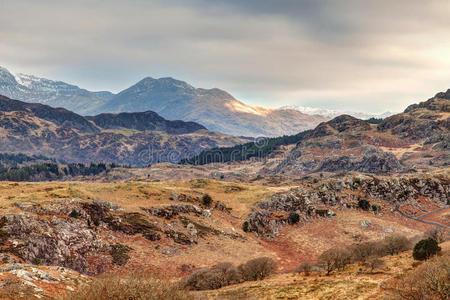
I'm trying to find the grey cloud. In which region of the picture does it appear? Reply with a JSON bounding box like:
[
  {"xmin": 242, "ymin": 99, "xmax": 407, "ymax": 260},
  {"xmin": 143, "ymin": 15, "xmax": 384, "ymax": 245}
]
[{"xmin": 0, "ymin": 0, "xmax": 449, "ymax": 113}]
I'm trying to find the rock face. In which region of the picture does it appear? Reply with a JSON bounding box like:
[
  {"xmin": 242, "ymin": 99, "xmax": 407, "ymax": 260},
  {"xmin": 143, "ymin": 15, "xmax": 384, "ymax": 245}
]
[
  {"xmin": 0, "ymin": 95, "xmax": 244, "ymax": 165},
  {"xmin": 245, "ymin": 174, "xmax": 449, "ymax": 237},
  {"xmin": 274, "ymin": 95, "xmax": 450, "ymax": 175},
  {"xmin": 0, "ymin": 198, "xmax": 242, "ymax": 274}
]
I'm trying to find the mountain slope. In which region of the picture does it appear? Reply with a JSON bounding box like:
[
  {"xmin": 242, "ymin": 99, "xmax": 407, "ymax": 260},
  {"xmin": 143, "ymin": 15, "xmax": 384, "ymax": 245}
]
[
  {"xmin": 0, "ymin": 95, "xmax": 244, "ymax": 165},
  {"xmin": 274, "ymin": 90, "xmax": 449, "ymax": 175},
  {"xmin": 0, "ymin": 66, "xmax": 113, "ymax": 115},
  {"xmin": 96, "ymin": 77, "xmax": 328, "ymax": 137}
]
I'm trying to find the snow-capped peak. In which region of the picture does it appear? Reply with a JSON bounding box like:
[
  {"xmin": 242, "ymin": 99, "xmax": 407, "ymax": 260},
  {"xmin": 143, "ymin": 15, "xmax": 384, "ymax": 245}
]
[{"xmin": 281, "ymin": 105, "xmax": 395, "ymax": 120}]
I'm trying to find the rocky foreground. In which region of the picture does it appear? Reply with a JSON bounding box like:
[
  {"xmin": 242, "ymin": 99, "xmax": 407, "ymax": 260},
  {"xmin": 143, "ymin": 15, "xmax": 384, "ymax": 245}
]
[{"xmin": 0, "ymin": 171, "xmax": 447, "ymax": 298}]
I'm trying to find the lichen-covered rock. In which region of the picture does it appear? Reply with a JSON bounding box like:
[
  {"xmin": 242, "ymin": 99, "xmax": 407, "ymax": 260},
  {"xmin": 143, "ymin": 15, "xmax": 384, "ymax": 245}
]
[{"xmin": 0, "ymin": 213, "xmax": 110, "ymax": 275}]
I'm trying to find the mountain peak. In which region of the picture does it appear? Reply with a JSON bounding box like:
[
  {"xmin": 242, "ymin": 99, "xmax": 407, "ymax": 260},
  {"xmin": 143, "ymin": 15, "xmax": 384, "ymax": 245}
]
[{"xmin": 135, "ymin": 76, "xmax": 195, "ymax": 91}]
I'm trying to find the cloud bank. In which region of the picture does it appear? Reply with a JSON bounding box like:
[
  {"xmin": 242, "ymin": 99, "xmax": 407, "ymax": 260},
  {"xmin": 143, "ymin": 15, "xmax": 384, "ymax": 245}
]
[{"xmin": 1, "ymin": 0, "xmax": 449, "ymax": 112}]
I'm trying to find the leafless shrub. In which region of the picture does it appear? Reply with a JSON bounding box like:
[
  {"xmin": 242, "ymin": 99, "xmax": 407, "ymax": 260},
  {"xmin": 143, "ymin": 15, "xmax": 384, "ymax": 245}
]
[
  {"xmin": 238, "ymin": 257, "xmax": 276, "ymax": 281},
  {"xmin": 363, "ymin": 256, "xmax": 385, "ymax": 273},
  {"xmin": 382, "ymin": 235, "xmax": 411, "ymax": 256},
  {"xmin": 183, "ymin": 262, "xmax": 242, "ymax": 291},
  {"xmin": 295, "ymin": 261, "xmax": 312, "ymax": 276},
  {"xmin": 349, "ymin": 241, "xmax": 383, "ymax": 263},
  {"xmin": 318, "ymin": 247, "xmax": 352, "ymax": 275}
]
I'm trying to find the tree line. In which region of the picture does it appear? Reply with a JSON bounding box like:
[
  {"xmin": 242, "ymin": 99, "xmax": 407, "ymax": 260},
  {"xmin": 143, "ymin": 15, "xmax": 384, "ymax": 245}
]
[
  {"xmin": 181, "ymin": 130, "xmax": 312, "ymax": 165},
  {"xmin": 0, "ymin": 153, "xmax": 120, "ymax": 181}
]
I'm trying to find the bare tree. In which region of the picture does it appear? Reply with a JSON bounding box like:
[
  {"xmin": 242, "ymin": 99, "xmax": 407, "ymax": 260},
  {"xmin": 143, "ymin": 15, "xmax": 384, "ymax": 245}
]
[
  {"xmin": 424, "ymin": 226, "xmax": 446, "ymax": 244},
  {"xmin": 318, "ymin": 247, "xmax": 352, "ymax": 275},
  {"xmin": 382, "ymin": 235, "xmax": 410, "ymax": 256},
  {"xmin": 364, "ymin": 256, "xmax": 384, "ymax": 273}
]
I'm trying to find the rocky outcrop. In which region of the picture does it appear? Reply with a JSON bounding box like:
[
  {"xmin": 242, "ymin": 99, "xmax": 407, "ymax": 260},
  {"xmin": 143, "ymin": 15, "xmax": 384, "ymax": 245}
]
[
  {"xmin": 317, "ymin": 147, "xmax": 403, "ymax": 173},
  {"xmin": 0, "ymin": 213, "xmax": 110, "ymax": 275},
  {"xmin": 0, "ymin": 198, "xmax": 242, "ymax": 274},
  {"xmin": 245, "ymin": 174, "xmax": 449, "ymax": 237}
]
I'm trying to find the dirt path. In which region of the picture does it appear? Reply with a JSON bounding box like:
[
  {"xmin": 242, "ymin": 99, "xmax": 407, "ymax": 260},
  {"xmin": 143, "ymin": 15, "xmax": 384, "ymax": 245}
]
[{"xmin": 395, "ymin": 206, "xmax": 450, "ymax": 229}]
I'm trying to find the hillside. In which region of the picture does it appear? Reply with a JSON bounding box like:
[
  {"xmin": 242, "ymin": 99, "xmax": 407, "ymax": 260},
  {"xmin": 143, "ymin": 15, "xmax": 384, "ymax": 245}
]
[{"xmin": 0, "ymin": 95, "xmax": 245, "ymax": 165}]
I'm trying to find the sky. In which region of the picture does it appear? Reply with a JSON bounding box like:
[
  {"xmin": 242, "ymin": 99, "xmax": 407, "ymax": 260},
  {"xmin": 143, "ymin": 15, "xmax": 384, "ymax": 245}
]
[{"xmin": 1, "ymin": 0, "xmax": 450, "ymax": 113}]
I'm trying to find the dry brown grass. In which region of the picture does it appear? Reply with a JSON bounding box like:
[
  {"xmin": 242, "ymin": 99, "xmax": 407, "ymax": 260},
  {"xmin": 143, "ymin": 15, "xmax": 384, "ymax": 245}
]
[
  {"xmin": 60, "ymin": 270, "xmax": 193, "ymax": 300},
  {"xmin": 201, "ymin": 242, "xmax": 450, "ymax": 299}
]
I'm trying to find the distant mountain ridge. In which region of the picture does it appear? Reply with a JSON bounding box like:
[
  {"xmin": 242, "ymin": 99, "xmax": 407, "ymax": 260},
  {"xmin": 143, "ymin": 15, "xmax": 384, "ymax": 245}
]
[
  {"xmin": 0, "ymin": 67, "xmax": 113, "ymax": 115},
  {"xmin": 0, "ymin": 66, "xmax": 328, "ymax": 137},
  {"xmin": 282, "ymin": 105, "xmax": 394, "ymax": 120},
  {"xmin": 94, "ymin": 76, "xmax": 328, "ymax": 137},
  {"xmin": 0, "ymin": 95, "xmax": 244, "ymax": 165}
]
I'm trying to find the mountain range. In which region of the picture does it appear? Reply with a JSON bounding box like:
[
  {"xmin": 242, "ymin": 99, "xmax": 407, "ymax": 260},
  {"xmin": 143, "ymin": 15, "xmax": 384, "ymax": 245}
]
[
  {"xmin": 0, "ymin": 66, "xmax": 327, "ymax": 137},
  {"xmin": 0, "ymin": 95, "xmax": 245, "ymax": 165}
]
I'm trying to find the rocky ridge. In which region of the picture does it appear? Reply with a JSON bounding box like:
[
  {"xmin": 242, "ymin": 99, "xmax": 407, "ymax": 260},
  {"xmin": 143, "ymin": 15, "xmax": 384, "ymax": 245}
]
[
  {"xmin": 0, "ymin": 95, "xmax": 244, "ymax": 165},
  {"xmin": 245, "ymin": 174, "xmax": 449, "ymax": 237}
]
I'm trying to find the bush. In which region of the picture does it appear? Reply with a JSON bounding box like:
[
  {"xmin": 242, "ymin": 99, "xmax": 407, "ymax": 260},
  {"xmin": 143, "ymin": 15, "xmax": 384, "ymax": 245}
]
[
  {"xmin": 238, "ymin": 257, "xmax": 276, "ymax": 281},
  {"xmin": 69, "ymin": 209, "xmax": 80, "ymax": 218},
  {"xmin": 413, "ymin": 238, "xmax": 441, "ymax": 261},
  {"xmin": 363, "ymin": 256, "xmax": 384, "ymax": 273},
  {"xmin": 288, "ymin": 212, "xmax": 300, "ymax": 224},
  {"xmin": 358, "ymin": 199, "xmax": 371, "ymax": 211},
  {"xmin": 184, "ymin": 263, "xmax": 242, "ymax": 290},
  {"xmin": 295, "ymin": 261, "xmax": 312, "ymax": 276},
  {"xmin": 242, "ymin": 221, "xmax": 249, "ymax": 232},
  {"xmin": 349, "ymin": 241, "xmax": 383, "ymax": 263},
  {"xmin": 201, "ymin": 194, "xmax": 213, "ymax": 207},
  {"xmin": 371, "ymin": 204, "xmax": 378, "ymax": 212}
]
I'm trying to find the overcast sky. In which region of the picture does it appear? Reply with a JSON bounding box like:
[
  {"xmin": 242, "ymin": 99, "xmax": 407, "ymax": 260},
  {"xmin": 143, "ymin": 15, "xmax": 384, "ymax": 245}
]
[{"xmin": 1, "ymin": 0, "xmax": 449, "ymax": 113}]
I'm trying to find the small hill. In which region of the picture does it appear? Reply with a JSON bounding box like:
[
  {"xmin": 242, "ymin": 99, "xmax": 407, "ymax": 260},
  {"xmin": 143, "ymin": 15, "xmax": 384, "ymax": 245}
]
[
  {"xmin": 87, "ymin": 111, "xmax": 205, "ymax": 134},
  {"xmin": 275, "ymin": 92, "xmax": 449, "ymax": 175}
]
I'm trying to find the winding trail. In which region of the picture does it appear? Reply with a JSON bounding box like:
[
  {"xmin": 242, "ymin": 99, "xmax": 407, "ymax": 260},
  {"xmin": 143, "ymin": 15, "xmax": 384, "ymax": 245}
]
[{"xmin": 395, "ymin": 205, "xmax": 450, "ymax": 229}]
